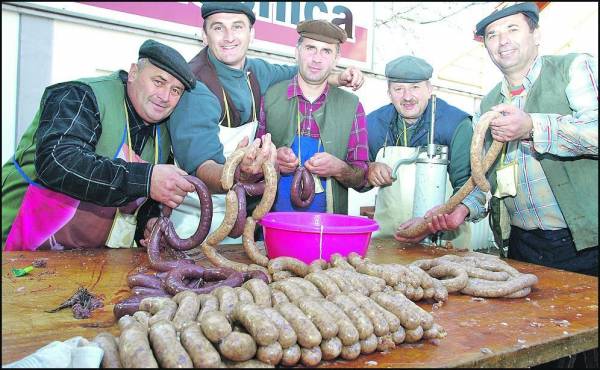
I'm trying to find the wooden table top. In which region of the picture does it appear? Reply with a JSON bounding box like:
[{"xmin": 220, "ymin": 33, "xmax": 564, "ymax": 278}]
[{"xmin": 2, "ymin": 238, "xmax": 598, "ymax": 367}]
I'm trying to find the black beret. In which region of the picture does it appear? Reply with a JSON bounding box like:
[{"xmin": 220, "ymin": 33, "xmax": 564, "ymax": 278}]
[
  {"xmin": 138, "ymin": 39, "xmax": 195, "ymax": 91},
  {"xmin": 297, "ymin": 19, "xmax": 347, "ymax": 44},
  {"xmin": 385, "ymin": 55, "xmax": 433, "ymax": 83},
  {"xmin": 475, "ymin": 2, "xmax": 539, "ymax": 36},
  {"xmin": 201, "ymin": 2, "xmax": 256, "ymax": 25}
]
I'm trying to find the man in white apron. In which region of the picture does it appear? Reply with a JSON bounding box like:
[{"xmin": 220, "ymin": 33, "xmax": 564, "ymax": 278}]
[
  {"xmin": 366, "ymin": 56, "xmax": 487, "ymax": 247},
  {"xmin": 150, "ymin": 2, "xmax": 366, "ymax": 245}
]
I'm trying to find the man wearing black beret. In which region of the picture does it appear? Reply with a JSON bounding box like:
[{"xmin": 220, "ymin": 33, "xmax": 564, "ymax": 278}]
[
  {"xmin": 3, "ymin": 39, "xmax": 196, "ymax": 250},
  {"xmin": 164, "ymin": 2, "xmax": 366, "ymax": 243}
]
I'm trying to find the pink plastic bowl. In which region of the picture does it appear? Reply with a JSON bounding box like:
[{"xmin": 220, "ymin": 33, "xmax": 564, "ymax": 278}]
[{"xmin": 259, "ymin": 212, "xmax": 379, "ymax": 264}]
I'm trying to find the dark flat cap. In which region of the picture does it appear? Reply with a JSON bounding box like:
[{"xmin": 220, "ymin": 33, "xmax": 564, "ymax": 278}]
[
  {"xmin": 201, "ymin": 2, "xmax": 256, "ymax": 25},
  {"xmin": 475, "ymin": 2, "xmax": 539, "ymax": 36},
  {"xmin": 385, "ymin": 55, "xmax": 433, "ymax": 83},
  {"xmin": 138, "ymin": 39, "xmax": 195, "ymax": 91},
  {"xmin": 297, "ymin": 20, "xmax": 347, "ymax": 44}
]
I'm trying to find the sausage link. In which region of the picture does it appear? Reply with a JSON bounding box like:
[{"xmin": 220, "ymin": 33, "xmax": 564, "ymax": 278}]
[
  {"xmin": 359, "ymin": 333, "xmax": 378, "ymax": 354},
  {"xmin": 242, "ymin": 217, "xmax": 269, "ymax": 267},
  {"xmin": 388, "ymin": 291, "xmax": 434, "ymax": 330},
  {"xmin": 228, "ymin": 183, "xmax": 247, "ymax": 238},
  {"xmin": 370, "ymin": 292, "xmax": 420, "ymax": 330},
  {"xmin": 297, "ymin": 299, "xmax": 339, "ymax": 339},
  {"xmin": 235, "ymin": 286, "xmax": 255, "ymax": 304},
  {"xmin": 118, "ymin": 316, "xmax": 158, "ymax": 368},
  {"xmin": 200, "ymin": 310, "xmax": 232, "ymax": 343},
  {"xmin": 271, "ymin": 280, "xmax": 306, "ymax": 303},
  {"xmin": 149, "ymin": 319, "xmax": 193, "ymax": 368},
  {"xmin": 275, "ymin": 302, "xmax": 322, "ymax": 348},
  {"xmin": 272, "ymin": 271, "xmax": 295, "ymax": 281},
  {"xmin": 196, "ymin": 294, "xmax": 219, "ymax": 322},
  {"xmin": 291, "ymin": 167, "xmax": 315, "ymax": 208},
  {"xmin": 271, "ymin": 289, "xmax": 290, "ymax": 306},
  {"xmin": 127, "ymin": 273, "xmax": 162, "ymax": 289},
  {"xmin": 339, "ymin": 342, "xmax": 361, "ymax": 360},
  {"xmin": 232, "ymin": 302, "xmax": 279, "ymax": 346},
  {"xmin": 92, "ymin": 332, "xmax": 122, "ymax": 368},
  {"xmin": 305, "ymin": 271, "xmax": 341, "ymax": 297},
  {"xmin": 346, "ymin": 291, "xmax": 390, "ymax": 336},
  {"xmin": 219, "ymin": 331, "xmax": 257, "ymax": 362},
  {"xmin": 423, "ymin": 323, "xmax": 447, "ymax": 339},
  {"xmin": 323, "ymin": 269, "xmax": 357, "ymax": 293},
  {"xmin": 329, "ymin": 253, "xmax": 356, "ymax": 271},
  {"xmin": 139, "ymin": 297, "xmax": 178, "ymax": 327},
  {"xmin": 171, "ymin": 290, "xmax": 200, "ymax": 332},
  {"xmin": 300, "ymin": 346, "xmax": 322, "ymax": 367},
  {"xmin": 404, "ymin": 325, "xmax": 424, "ymax": 343},
  {"xmin": 317, "ymin": 298, "xmax": 360, "ymax": 346},
  {"xmin": 280, "ymin": 344, "xmax": 301, "ymax": 367},
  {"xmin": 377, "ymin": 333, "xmax": 396, "ymax": 352},
  {"xmin": 180, "ymin": 322, "xmax": 223, "ymax": 368},
  {"xmin": 212, "ymin": 285, "xmax": 238, "ymax": 321},
  {"xmin": 320, "ymin": 337, "xmax": 343, "ymax": 361},
  {"xmin": 285, "ymin": 277, "xmax": 323, "ymax": 298},
  {"xmin": 262, "ymin": 307, "xmax": 297, "ymax": 349},
  {"xmin": 243, "ymin": 278, "xmax": 272, "ymax": 308},
  {"xmin": 133, "ymin": 311, "xmax": 151, "ymax": 330},
  {"xmin": 256, "ymin": 342, "xmax": 283, "ymax": 365},
  {"xmin": 328, "ymin": 294, "xmax": 374, "ymax": 340},
  {"xmin": 251, "ymin": 160, "xmax": 278, "ymax": 220},
  {"xmin": 221, "ymin": 148, "xmax": 246, "ymax": 191},
  {"xmin": 391, "ymin": 326, "xmax": 406, "ymax": 344},
  {"xmin": 268, "ymin": 256, "xmax": 309, "ymax": 277}
]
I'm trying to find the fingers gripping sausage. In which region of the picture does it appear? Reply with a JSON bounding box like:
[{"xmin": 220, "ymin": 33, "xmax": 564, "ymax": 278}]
[
  {"xmin": 161, "ymin": 175, "xmax": 213, "ymax": 250},
  {"xmin": 290, "ymin": 167, "xmax": 315, "ymax": 208},
  {"xmin": 228, "ymin": 183, "xmax": 247, "ymax": 239}
]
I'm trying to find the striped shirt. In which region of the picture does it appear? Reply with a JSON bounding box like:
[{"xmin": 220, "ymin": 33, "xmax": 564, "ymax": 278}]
[
  {"xmin": 476, "ymin": 53, "xmax": 598, "ymax": 231},
  {"xmin": 257, "ymin": 75, "xmax": 369, "ymax": 188},
  {"xmin": 34, "ymin": 71, "xmax": 156, "ymax": 206}
]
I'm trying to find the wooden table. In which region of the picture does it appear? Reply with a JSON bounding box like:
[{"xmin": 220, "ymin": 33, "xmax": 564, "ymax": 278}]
[{"xmin": 2, "ymin": 239, "xmax": 598, "ymax": 367}]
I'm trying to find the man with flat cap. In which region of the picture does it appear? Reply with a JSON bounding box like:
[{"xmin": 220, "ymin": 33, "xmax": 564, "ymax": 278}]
[
  {"xmin": 469, "ymin": 3, "xmax": 598, "ymax": 277},
  {"xmin": 2, "ymin": 39, "xmax": 196, "ymax": 251},
  {"xmin": 366, "ymin": 55, "xmax": 485, "ymax": 247},
  {"xmin": 164, "ymin": 2, "xmax": 365, "ymax": 243},
  {"xmin": 256, "ymin": 19, "xmax": 369, "ymax": 214}
]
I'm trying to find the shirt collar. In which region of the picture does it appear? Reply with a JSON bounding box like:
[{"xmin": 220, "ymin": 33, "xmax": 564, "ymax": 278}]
[
  {"xmin": 500, "ymin": 55, "xmax": 542, "ymax": 98},
  {"xmin": 286, "ymin": 75, "xmax": 330, "ymax": 102}
]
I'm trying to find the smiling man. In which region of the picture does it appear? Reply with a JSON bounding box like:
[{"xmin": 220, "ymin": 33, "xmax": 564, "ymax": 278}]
[
  {"xmin": 256, "ymin": 19, "xmax": 369, "ymax": 215},
  {"xmin": 365, "ymin": 55, "xmax": 484, "ymax": 242},
  {"xmin": 2, "ymin": 39, "xmax": 196, "ymax": 250},
  {"xmin": 163, "ymin": 2, "xmax": 366, "ymax": 244},
  {"xmin": 473, "ymin": 2, "xmax": 598, "ymax": 278}
]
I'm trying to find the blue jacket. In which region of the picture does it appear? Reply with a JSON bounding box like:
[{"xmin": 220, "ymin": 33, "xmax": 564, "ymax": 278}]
[{"xmin": 366, "ymin": 98, "xmax": 470, "ymax": 161}]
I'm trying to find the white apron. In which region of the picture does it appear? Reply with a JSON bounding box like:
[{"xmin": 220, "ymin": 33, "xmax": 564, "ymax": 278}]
[
  {"xmin": 169, "ymin": 121, "xmax": 258, "ymax": 245},
  {"xmin": 372, "ymin": 146, "xmax": 471, "ymax": 248}
]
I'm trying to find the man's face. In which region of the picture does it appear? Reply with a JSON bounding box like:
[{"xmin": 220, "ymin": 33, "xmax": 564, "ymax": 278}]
[
  {"xmin": 202, "ymin": 12, "xmax": 253, "ymax": 70},
  {"xmin": 127, "ymin": 61, "xmax": 184, "ymax": 125},
  {"xmin": 483, "ymin": 13, "xmax": 540, "ymax": 77},
  {"xmin": 388, "ymin": 81, "xmax": 432, "ymax": 123},
  {"xmin": 295, "ymin": 38, "xmax": 339, "ymax": 86}
]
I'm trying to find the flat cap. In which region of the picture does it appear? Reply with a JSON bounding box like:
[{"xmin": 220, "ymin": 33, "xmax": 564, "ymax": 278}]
[
  {"xmin": 475, "ymin": 2, "xmax": 539, "ymax": 36},
  {"xmin": 385, "ymin": 55, "xmax": 433, "ymax": 83},
  {"xmin": 297, "ymin": 19, "xmax": 347, "ymax": 44},
  {"xmin": 201, "ymin": 2, "xmax": 256, "ymax": 25},
  {"xmin": 138, "ymin": 39, "xmax": 195, "ymax": 91}
]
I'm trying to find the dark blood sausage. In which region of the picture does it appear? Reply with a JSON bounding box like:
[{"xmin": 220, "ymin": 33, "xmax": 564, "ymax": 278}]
[
  {"xmin": 243, "ymin": 269, "xmax": 271, "ymax": 284},
  {"xmin": 127, "ymin": 273, "xmax": 162, "ymax": 289},
  {"xmin": 131, "ymin": 286, "xmax": 171, "ymax": 298},
  {"xmin": 240, "ymin": 181, "xmax": 265, "ymax": 197},
  {"xmin": 229, "ymin": 183, "xmax": 247, "ymax": 239},
  {"xmin": 161, "ymin": 175, "xmax": 213, "ymax": 250},
  {"xmin": 291, "ymin": 167, "xmax": 315, "ymax": 208},
  {"xmin": 163, "ymin": 265, "xmax": 245, "ymax": 295},
  {"xmin": 113, "ymin": 295, "xmax": 146, "ymax": 320},
  {"xmin": 147, "ymin": 217, "xmax": 195, "ymax": 272}
]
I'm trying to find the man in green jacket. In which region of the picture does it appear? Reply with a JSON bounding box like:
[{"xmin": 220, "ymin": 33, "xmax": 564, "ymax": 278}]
[
  {"xmin": 257, "ymin": 19, "xmax": 369, "ymax": 215},
  {"xmin": 475, "ymin": 2, "xmax": 598, "ymax": 276},
  {"xmin": 2, "ymin": 39, "xmax": 196, "ymax": 250}
]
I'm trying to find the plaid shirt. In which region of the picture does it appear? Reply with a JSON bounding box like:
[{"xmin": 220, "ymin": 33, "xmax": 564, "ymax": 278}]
[
  {"xmin": 34, "ymin": 71, "xmax": 155, "ymax": 206},
  {"xmin": 257, "ymin": 75, "xmax": 369, "ymax": 188},
  {"xmin": 475, "ymin": 54, "xmax": 598, "ymax": 231}
]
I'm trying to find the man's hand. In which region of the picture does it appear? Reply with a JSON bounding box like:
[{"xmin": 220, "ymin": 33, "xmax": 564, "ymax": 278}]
[
  {"xmin": 367, "ymin": 162, "xmax": 393, "ymax": 187},
  {"xmin": 150, "ymin": 164, "xmax": 194, "ymax": 209},
  {"xmin": 328, "ymin": 66, "xmax": 364, "ymax": 91},
  {"xmin": 489, "ymin": 104, "xmax": 533, "ymax": 142},
  {"xmin": 394, "ymin": 204, "xmax": 470, "ymax": 244},
  {"xmin": 277, "ymin": 147, "xmax": 299, "ymax": 174},
  {"xmin": 304, "ymin": 152, "xmax": 345, "ymax": 178},
  {"xmin": 239, "ymin": 133, "xmax": 277, "ymax": 181}
]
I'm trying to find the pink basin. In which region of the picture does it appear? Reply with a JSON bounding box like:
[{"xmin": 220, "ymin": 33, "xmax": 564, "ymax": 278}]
[{"xmin": 259, "ymin": 212, "xmax": 379, "ymax": 264}]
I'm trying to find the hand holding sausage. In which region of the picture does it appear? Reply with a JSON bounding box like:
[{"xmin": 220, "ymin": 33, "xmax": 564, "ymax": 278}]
[
  {"xmin": 277, "ymin": 147, "xmax": 299, "ymax": 174},
  {"xmin": 489, "ymin": 104, "xmax": 533, "ymax": 142},
  {"xmin": 149, "ymin": 164, "xmax": 195, "ymax": 209},
  {"xmin": 304, "ymin": 152, "xmax": 344, "ymax": 178},
  {"xmin": 367, "ymin": 162, "xmax": 393, "ymax": 187},
  {"xmin": 240, "ymin": 134, "xmax": 276, "ymax": 180}
]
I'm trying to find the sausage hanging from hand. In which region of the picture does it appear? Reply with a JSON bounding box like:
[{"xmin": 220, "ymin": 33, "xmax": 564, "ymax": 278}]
[
  {"xmin": 291, "ymin": 167, "xmax": 315, "ymax": 208},
  {"xmin": 147, "ymin": 217, "xmax": 195, "ymax": 272},
  {"xmin": 228, "ymin": 183, "xmax": 247, "ymax": 239},
  {"xmin": 161, "ymin": 175, "xmax": 213, "ymax": 250}
]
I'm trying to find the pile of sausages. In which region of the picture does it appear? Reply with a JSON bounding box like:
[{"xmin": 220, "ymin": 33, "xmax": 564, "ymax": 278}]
[
  {"xmin": 94, "ymin": 271, "xmax": 447, "ymax": 368},
  {"xmin": 410, "ymin": 252, "xmax": 539, "ymax": 298}
]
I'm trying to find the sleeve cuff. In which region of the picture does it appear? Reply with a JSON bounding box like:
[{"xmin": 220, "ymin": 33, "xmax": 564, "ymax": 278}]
[
  {"xmin": 126, "ymin": 162, "xmax": 153, "ymax": 199},
  {"xmin": 461, "ymin": 192, "xmax": 487, "ymax": 223}
]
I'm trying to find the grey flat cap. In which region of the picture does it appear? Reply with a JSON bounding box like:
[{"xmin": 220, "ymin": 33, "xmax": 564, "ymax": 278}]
[
  {"xmin": 138, "ymin": 39, "xmax": 195, "ymax": 91},
  {"xmin": 201, "ymin": 2, "xmax": 256, "ymax": 25},
  {"xmin": 385, "ymin": 55, "xmax": 433, "ymax": 83},
  {"xmin": 475, "ymin": 2, "xmax": 539, "ymax": 36}
]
